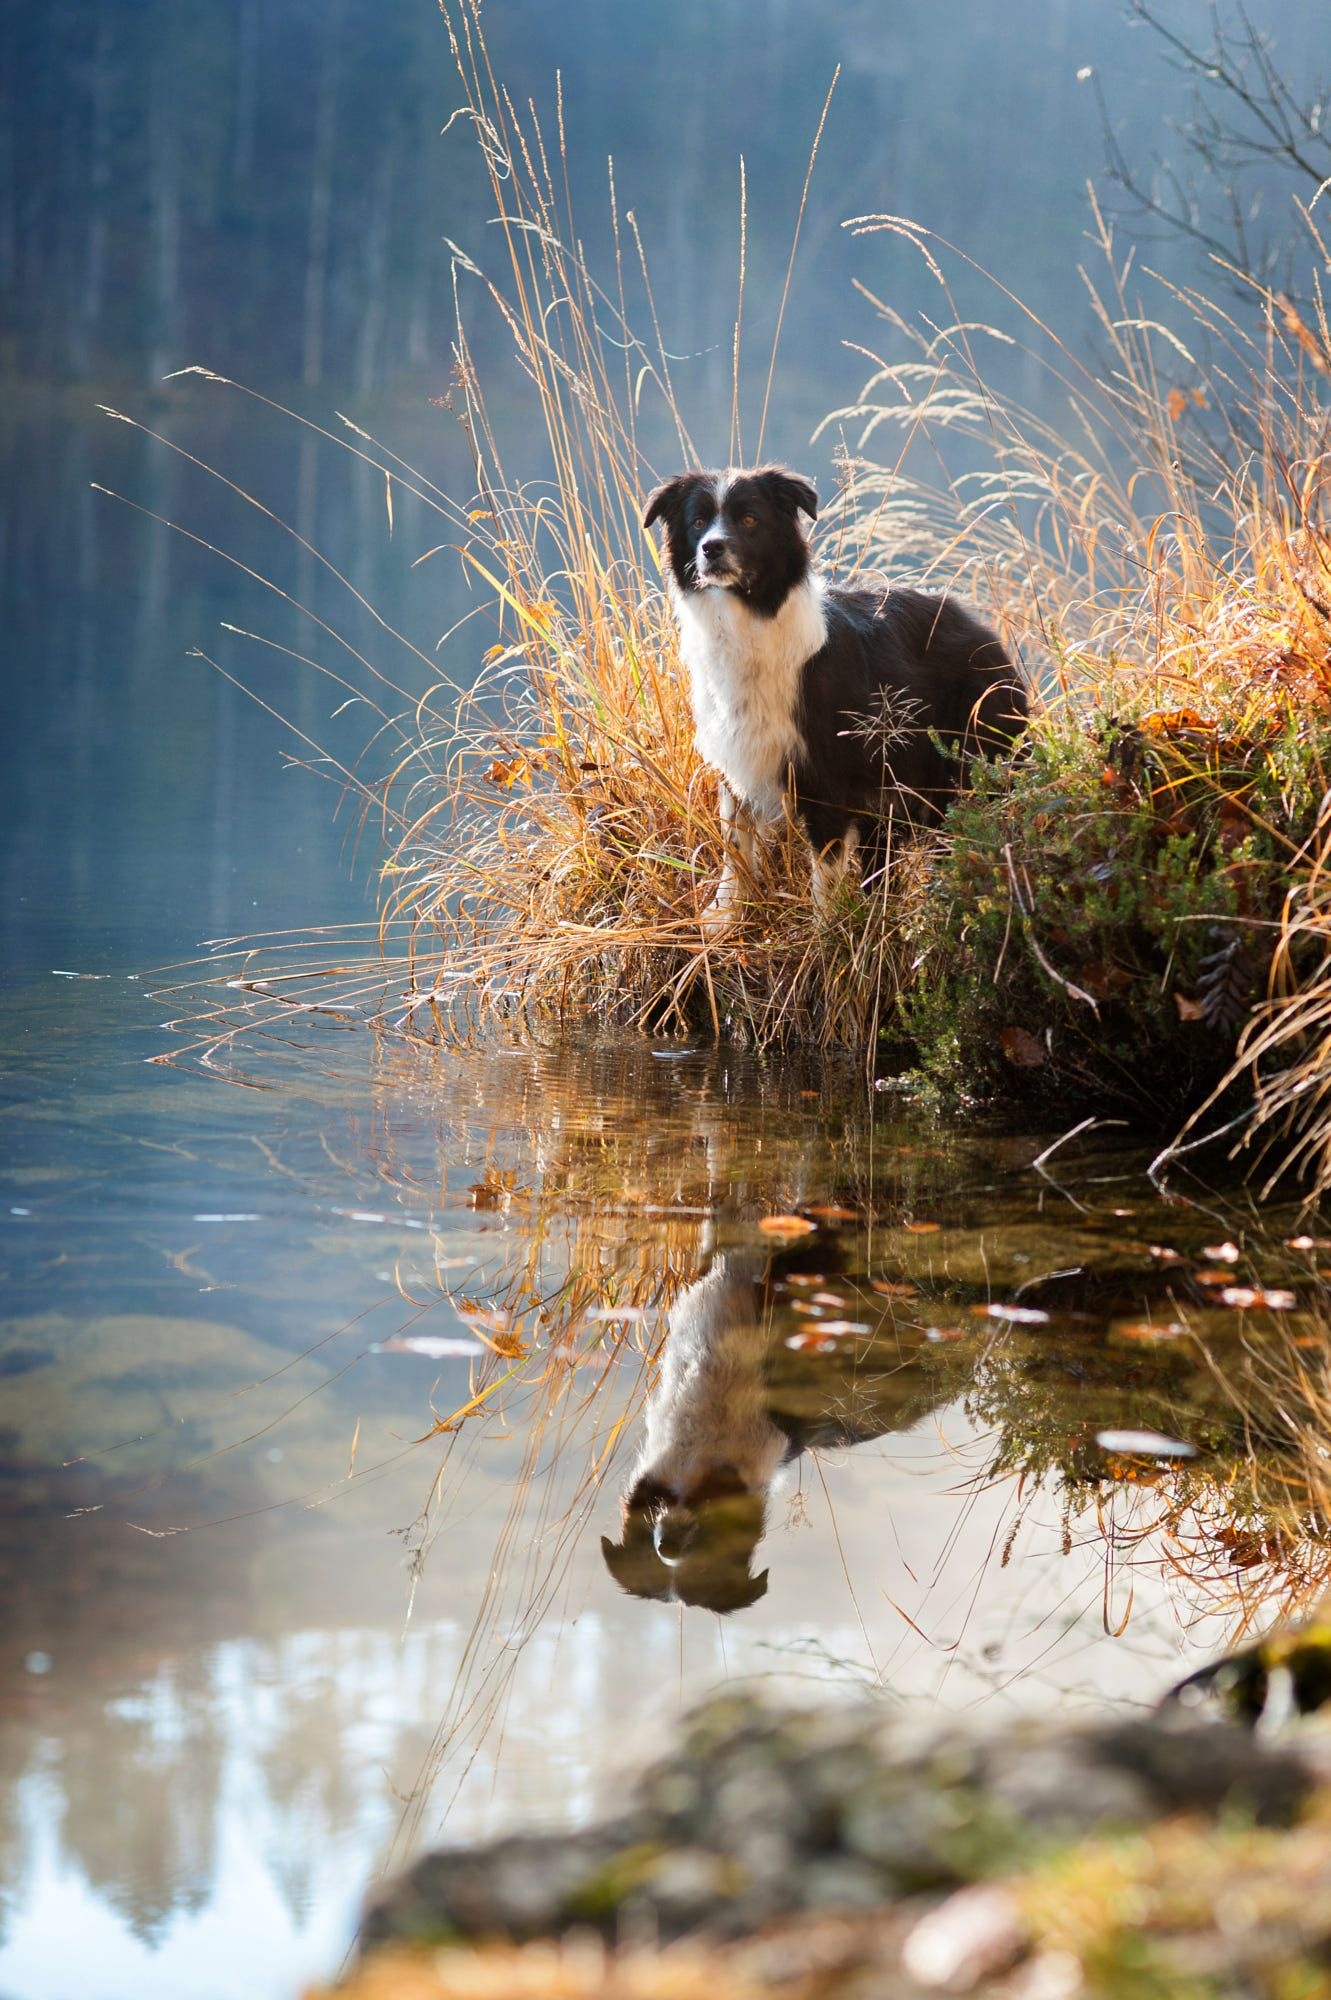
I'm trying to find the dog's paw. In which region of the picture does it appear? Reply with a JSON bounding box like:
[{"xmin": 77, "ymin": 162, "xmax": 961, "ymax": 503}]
[{"xmin": 698, "ymin": 887, "xmax": 740, "ymax": 939}]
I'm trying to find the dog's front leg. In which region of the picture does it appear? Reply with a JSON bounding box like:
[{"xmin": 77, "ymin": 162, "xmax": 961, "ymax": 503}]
[{"xmin": 700, "ymin": 782, "xmax": 756, "ymax": 937}]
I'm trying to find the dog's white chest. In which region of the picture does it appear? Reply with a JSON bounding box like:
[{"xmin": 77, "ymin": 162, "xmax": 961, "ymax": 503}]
[{"xmin": 675, "ymin": 583, "xmax": 825, "ymax": 819}]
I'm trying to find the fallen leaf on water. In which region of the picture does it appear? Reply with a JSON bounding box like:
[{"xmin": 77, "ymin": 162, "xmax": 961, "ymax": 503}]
[
  {"xmin": 1218, "ymin": 1285, "xmax": 1298, "ymax": 1311},
  {"xmin": 1196, "ymin": 1267, "xmax": 1243, "ymax": 1287},
  {"xmin": 1111, "ymin": 1320, "xmax": 1189, "ymax": 1343},
  {"xmin": 1201, "ymin": 1241, "xmax": 1241, "ymax": 1263},
  {"xmin": 871, "ymin": 1279, "xmax": 918, "ymax": 1298},
  {"xmin": 971, "ymin": 1303, "xmax": 1052, "ymax": 1325},
  {"xmin": 1287, "ymin": 1235, "xmax": 1331, "ymax": 1251},
  {"xmin": 1095, "ymin": 1428, "xmax": 1197, "ymax": 1459},
  {"xmin": 1148, "ymin": 1244, "xmax": 1183, "ymax": 1262},
  {"xmin": 456, "ymin": 1301, "xmax": 516, "ymax": 1333},
  {"xmin": 376, "ymin": 1336, "xmax": 484, "ymax": 1359},
  {"xmin": 810, "ymin": 1291, "xmax": 849, "ymax": 1307},
  {"xmin": 759, "ymin": 1214, "xmax": 818, "ymax": 1238},
  {"xmin": 903, "ymin": 1220, "xmax": 942, "ymax": 1235},
  {"xmin": 785, "ymin": 1273, "xmax": 825, "ymax": 1287},
  {"xmin": 466, "ymin": 1168, "xmax": 522, "ymax": 1210},
  {"xmin": 786, "ymin": 1330, "xmax": 837, "ymax": 1352},
  {"xmin": 1000, "ymin": 1026, "xmax": 1046, "ymax": 1068},
  {"xmin": 803, "ymin": 1203, "xmax": 861, "ymax": 1222},
  {"xmin": 813, "ymin": 1319, "xmax": 872, "ymax": 1335}
]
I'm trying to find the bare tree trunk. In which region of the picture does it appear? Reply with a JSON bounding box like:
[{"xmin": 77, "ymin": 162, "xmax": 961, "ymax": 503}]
[
  {"xmin": 301, "ymin": 0, "xmax": 344, "ymax": 391},
  {"xmin": 355, "ymin": 121, "xmax": 401, "ymax": 399},
  {"xmin": 147, "ymin": 41, "xmax": 181, "ymax": 382},
  {"xmin": 296, "ymin": 0, "xmax": 344, "ymax": 618},
  {"xmin": 0, "ymin": 38, "xmax": 16, "ymax": 303},
  {"xmin": 231, "ymin": 0, "xmax": 260, "ymax": 185},
  {"xmin": 74, "ymin": 12, "xmax": 114, "ymax": 378},
  {"xmin": 405, "ymin": 21, "xmax": 439, "ymax": 374}
]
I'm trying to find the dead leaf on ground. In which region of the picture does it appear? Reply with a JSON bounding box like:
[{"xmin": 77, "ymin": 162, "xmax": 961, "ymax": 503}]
[
  {"xmin": 1000, "ymin": 1026, "xmax": 1046, "ymax": 1068},
  {"xmin": 759, "ymin": 1214, "xmax": 818, "ymax": 1238}
]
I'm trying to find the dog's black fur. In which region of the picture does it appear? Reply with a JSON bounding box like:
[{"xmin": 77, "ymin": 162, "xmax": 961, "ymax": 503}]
[{"xmin": 644, "ymin": 467, "xmax": 1027, "ymax": 897}]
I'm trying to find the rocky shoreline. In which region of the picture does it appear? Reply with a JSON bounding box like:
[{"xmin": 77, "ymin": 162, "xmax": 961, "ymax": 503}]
[{"xmin": 312, "ymin": 1692, "xmax": 1331, "ymax": 1999}]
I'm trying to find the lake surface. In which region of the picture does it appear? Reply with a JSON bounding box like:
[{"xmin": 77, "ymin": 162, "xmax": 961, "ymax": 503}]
[
  {"xmin": 4, "ymin": 971, "xmax": 1322, "ymax": 1998},
  {"xmin": 4, "ymin": 404, "xmax": 1326, "ymax": 2000}
]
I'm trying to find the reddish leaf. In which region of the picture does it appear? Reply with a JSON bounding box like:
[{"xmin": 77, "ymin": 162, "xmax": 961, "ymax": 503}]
[
  {"xmin": 1111, "ymin": 1320, "xmax": 1189, "ymax": 1343},
  {"xmin": 1000, "ymin": 1026, "xmax": 1046, "ymax": 1068}
]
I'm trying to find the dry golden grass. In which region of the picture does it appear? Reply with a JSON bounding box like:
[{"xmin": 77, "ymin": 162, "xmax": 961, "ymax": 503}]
[{"xmin": 126, "ymin": 1, "xmax": 1331, "ymax": 1174}]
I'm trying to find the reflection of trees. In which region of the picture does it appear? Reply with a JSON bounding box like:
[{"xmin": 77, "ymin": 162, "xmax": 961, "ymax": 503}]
[
  {"xmin": 0, "ymin": 1719, "xmax": 32, "ymax": 1947},
  {"xmin": 260, "ymin": 1631, "xmax": 387, "ymax": 1921},
  {"xmin": 55, "ymin": 1658, "xmax": 224, "ymax": 1943}
]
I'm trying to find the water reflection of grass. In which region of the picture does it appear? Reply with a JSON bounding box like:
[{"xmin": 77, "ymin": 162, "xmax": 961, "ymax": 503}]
[{"xmin": 342, "ymin": 1047, "xmax": 1331, "ymax": 1728}]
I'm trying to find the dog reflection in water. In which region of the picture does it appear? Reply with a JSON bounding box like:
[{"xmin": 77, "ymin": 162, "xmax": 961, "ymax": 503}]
[
  {"xmin": 600, "ymin": 1234, "xmax": 932, "ymax": 1613},
  {"xmin": 602, "ymin": 1249, "xmax": 786, "ymax": 1612}
]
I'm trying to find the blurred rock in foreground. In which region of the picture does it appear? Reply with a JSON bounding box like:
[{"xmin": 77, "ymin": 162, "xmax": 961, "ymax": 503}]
[{"xmin": 310, "ymin": 1694, "xmax": 1331, "ymax": 1999}]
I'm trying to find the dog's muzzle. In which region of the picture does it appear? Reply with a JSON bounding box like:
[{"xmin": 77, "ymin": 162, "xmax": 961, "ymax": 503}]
[{"xmin": 697, "ymin": 539, "xmax": 741, "ymax": 586}]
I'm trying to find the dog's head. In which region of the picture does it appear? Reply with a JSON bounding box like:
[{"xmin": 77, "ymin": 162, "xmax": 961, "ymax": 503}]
[
  {"xmin": 600, "ymin": 1465, "xmax": 770, "ymax": 1614},
  {"xmin": 642, "ymin": 467, "xmax": 817, "ymax": 617}
]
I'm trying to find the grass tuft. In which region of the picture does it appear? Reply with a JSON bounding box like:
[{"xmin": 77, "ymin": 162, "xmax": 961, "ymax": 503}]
[{"xmin": 141, "ymin": 3, "xmax": 1331, "ymax": 1191}]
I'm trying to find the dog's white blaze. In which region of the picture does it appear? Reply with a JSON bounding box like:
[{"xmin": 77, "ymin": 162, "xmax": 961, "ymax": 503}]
[
  {"xmin": 630, "ymin": 1255, "xmax": 788, "ymax": 1501},
  {"xmin": 674, "ymin": 574, "xmax": 827, "ymax": 820}
]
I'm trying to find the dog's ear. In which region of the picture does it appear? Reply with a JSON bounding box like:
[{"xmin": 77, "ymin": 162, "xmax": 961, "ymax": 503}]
[
  {"xmin": 643, "ymin": 471, "xmax": 704, "ymax": 531},
  {"xmin": 756, "ymin": 466, "xmax": 818, "ymax": 521},
  {"xmin": 600, "ymin": 1532, "xmax": 673, "ymax": 1602}
]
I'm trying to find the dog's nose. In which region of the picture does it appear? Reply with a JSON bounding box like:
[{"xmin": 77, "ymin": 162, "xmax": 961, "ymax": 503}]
[
  {"xmin": 699, "ymin": 534, "xmax": 727, "ymax": 561},
  {"xmin": 654, "ymin": 1509, "xmax": 699, "ymax": 1562}
]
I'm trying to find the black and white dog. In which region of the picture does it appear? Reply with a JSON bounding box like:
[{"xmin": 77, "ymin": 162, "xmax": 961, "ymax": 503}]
[{"xmin": 643, "ymin": 466, "xmax": 1027, "ymax": 929}]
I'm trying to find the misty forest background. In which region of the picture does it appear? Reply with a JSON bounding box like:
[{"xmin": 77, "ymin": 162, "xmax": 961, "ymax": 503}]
[{"xmin": 2, "ymin": 0, "xmax": 1327, "ymax": 973}]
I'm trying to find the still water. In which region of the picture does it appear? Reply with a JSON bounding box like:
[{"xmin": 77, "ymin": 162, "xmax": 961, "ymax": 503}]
[
  {"xmin": 4, "ymin": 981, "xmax": 1322, "ymax": 1998},
  {"xmin": 3, "ymin": 405, "xmax": 1326, "ymax": 1999}
]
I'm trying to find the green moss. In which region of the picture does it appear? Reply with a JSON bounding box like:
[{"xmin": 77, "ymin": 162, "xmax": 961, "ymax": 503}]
[
  {"xmin": 901, "ymin": 708, "xmax": 1329, "ymax": 1117},
  {"xmin": 562, "ymin": 1843, "xmax": 672, "ymax": 1921}
]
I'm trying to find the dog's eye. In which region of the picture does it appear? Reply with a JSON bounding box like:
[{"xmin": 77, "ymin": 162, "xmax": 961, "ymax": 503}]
[{"xmin": 738, "ymin": 512, "xmax": 757, "ymax": 528}]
